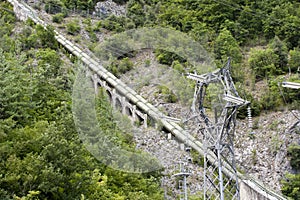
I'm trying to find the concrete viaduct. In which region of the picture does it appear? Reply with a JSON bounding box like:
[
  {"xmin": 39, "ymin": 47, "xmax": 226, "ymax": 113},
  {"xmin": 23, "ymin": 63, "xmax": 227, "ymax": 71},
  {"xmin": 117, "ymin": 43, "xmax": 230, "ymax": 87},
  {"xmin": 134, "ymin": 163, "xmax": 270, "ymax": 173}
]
[{"xmin": 7, "ymin": 1, "xmax": 287, "ymax": 199}]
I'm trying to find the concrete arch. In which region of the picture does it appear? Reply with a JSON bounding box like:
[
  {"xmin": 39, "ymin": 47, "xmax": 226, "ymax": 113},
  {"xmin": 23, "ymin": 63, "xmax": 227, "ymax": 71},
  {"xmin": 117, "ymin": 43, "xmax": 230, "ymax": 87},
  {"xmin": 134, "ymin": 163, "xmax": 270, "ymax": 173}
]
[
  {"xmin": 106, "ymin": 89, "xmax": 113, "ymax": 103},
  {"xmin": 124, "ymin": 106, "xmax": 133, "ymax": 117},
  {"xmin": 115, "ymin": 97, "xmax": 122, "ymax": 111}
]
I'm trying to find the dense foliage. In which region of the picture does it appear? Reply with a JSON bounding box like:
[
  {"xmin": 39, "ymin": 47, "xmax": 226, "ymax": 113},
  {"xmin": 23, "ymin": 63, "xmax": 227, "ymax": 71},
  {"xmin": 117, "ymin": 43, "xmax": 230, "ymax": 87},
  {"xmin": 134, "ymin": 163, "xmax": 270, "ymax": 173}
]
[
  {"xmin": 0, "ymin": 3, "xmax": 163, "ymax": 199},
  {"xmin": 88, "ymin": 0, "xmax": 300, "ymax": 113},
  {"xmin": 2, "ymin": 0, "xmax": 300, "ymax": 199}
]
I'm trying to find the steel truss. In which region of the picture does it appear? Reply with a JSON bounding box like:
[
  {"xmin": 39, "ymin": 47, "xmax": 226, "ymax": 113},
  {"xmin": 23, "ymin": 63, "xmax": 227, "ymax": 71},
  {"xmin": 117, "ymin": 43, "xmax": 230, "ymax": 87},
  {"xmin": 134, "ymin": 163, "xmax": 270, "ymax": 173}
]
[{"xmin": 186, "ymin": 58, "xmax": 249, "ymax": 200}]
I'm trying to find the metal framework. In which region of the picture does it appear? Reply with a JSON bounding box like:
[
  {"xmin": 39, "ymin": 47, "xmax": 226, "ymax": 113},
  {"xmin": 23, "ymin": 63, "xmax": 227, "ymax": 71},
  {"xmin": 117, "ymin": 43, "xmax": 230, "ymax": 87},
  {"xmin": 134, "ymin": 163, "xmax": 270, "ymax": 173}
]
[
  {"xmin": 282, "ymin": 81, "xmax": 300, "ymax": 89},
  {"xmin": 186, "ymin": 58, "xmax": 249, "ymax": 200},
  {"xmin": 281, "ymin": 81, "xmax": 300, "ymax": 129},
  {"xmin": 173, "ymin": 161, "xmax": 190, "ymax": 200}
]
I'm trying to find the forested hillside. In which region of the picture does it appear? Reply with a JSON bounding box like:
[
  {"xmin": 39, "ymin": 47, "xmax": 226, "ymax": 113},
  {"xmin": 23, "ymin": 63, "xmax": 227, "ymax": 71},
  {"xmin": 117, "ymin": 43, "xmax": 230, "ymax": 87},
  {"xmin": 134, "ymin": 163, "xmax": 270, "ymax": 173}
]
[
  {"xmin": 0, "ymin": 2, "xmax": 163, "ymax": 199},
  {"xmin": 1, "ymin": 0, "xmax": 300, "ymax": 199}
]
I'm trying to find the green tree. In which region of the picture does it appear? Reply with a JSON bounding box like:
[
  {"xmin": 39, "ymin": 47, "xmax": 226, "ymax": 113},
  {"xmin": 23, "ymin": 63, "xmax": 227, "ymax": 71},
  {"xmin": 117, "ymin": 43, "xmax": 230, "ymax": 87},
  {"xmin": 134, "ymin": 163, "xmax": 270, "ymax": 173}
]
[
  {"xmin": 281, "ymin": 173, "xmax": 300, "ymax": 199},
  {"xmin": 260, "ymin": 79, "xmax": 284, "ymax": 110},
  {"xmin": 269, "ymin": 36, "xmax": 288, "ymax": 72},
  {"xmin": 287, "ymin": 145, "xmax": 300, "ymax": 171},
  {"xmin": 248, "ymin": 48, "xmax": 278, "ymax": 81},
  {"xmin": 214, "ymin": 28, "xmax": 242, "ymax": 65},
  {"xmin": 0, "ymin": 50, "xmax": 33, "ymax": 125},
  {"xmin": 66, "ymin": 20, "xmax": 81, "ymax": 35},
  {"xmin": 263, "ymin": 2, "xmax": 300, "ymax": 49},
  {"xmin": 127, "ymin": 0, "xmax": 146, "ymax": 27},
  {"xmin": 45, "ymin": 0, "xmax": 65, "ymax": 14},
  {"xmin": 35, "ymin": 25, "xmax": 58, "ymax": 49},
  {"xmin": 236, "ymin": 5, "xmax": 263, "ymax": 43},
  {"xmin": 288, "ymin": 48, "xmax": 300, "ymax": 73}
]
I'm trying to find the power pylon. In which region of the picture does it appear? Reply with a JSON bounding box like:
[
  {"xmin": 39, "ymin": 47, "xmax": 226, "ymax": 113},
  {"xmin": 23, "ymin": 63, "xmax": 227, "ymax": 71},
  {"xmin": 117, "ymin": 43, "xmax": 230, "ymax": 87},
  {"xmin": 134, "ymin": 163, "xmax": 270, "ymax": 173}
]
[
  {"xmin": 186, "ymin": 58, "xmax": 248, "ymax": 200},
  {"xmin": 173, "ymin": 161, "xmax": 190, "ymax": 200}
]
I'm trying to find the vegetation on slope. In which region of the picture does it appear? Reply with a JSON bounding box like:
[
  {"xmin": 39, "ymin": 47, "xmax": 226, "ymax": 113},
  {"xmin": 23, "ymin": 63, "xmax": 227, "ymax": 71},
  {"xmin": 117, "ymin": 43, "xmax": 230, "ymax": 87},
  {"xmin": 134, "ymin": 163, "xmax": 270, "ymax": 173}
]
[
  {"xmin": 1, "ymin": 0, "xmax": 300, "ymax": 199},
  {"xmin": 0, "ymin": 2, "xmax": 163, "ymax": 199}
]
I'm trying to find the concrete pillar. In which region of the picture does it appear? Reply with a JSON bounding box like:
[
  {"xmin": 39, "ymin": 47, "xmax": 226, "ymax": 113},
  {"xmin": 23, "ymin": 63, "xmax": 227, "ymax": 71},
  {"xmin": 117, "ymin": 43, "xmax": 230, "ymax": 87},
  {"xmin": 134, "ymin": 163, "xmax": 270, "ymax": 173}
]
[
  {"xmin": 180, "ymin": 143, "xmax": 185, "ymax": 151},
  {"xmin": 93, "ymin": 74, "xmax": 98, "ymax": 95},
  {"xmin": 121, "ymin": 97, "xmax": 126, "ymax": 115},
  {"xmin": 112, "ymin": 89, "xmax": 116, "ymax": 108},
  {"xmin": 143, "ymin": 114, "xmax": 147, "ymax": 128},
  {"xmin": 102, "ymin": 81, "xmax": 107, "ymax": 90},
  {"xmin": 132, "ymin": 105, "xmax": 137, "ymax": 121}
]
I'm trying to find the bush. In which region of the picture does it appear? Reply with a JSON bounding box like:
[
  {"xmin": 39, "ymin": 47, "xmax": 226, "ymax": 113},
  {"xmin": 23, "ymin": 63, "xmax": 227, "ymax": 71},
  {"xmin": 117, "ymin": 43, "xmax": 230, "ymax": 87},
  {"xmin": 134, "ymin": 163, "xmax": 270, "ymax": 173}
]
[
  {"xmin": 52, "ymin": 13, "xmax": 64, "ymax": 23},
  {"xmin": 288, "ymin": 145, "xmax": 300, "ymax": 171},
  {"xmin": 155, "ymin": 49, "xmax": 186, "ymax": 66},
  {"xmin": 0, "ymin": 2, "xmax": 16, "ymax": 24},
  {"xmin": 190, "ymin": 149, "xmax": 204, "ymax": 167},
  {"xmin": 260, "ymin": 79, "xmax": 283, "ymax": 110},
  {"xmin": 66, "ymin": 20, "xmax": 80, "ymax": 35},
  {"xmin": 289, "ymin": 48, "xmax": 300, "ymax": 73},
  {"xmin": 107, "ymin": 57, "xmax": 134, "ymax": 77},
  {"xmin": 171, "ymin": 60, "xmax": 185, "ymax": 73},
  {"xmin": 112, "ymin": 0, "xmax": 129, "ymax": 5},
  {"xmin": 269, "ymin": 36, "xmax": 288, "ymax": 72},
  {"xmin": 249, "ymin": 48, "xmax": 279, "ymax": 81},
  {"xmin": 237, "ymin": 99, "xmax": 261, "ymax": 119},
  {"xmin": 144, "ymin": 59, "xmax": 151, "ymax": 67},
  {"xmin": 281, "ymin": 173, "xmax": 300, "ymax": 199},
  {"xmin": 100, "ymin": 16, "xmax": 127, "ymax": 33},
  {"xmin": 214, "ymin": 28, "xmax": 242, "ymax": 64},
  {"xmin": 45, "ymin": 0, "xmax": 64, "ymax": 14},
  {"xmin": 36, "ymin": 25, "xmax": 58, "ymax": 49},
  {"xmin": 118, "ymin": 57, "xmax": 134, "ymax": 73},
  {"xmin": 156, "ymin": 85, "xmax": 178, "ymax": 103},
  {"xmin": 249, "ymin": 37, "xmax": 289, "ymax": 80}
]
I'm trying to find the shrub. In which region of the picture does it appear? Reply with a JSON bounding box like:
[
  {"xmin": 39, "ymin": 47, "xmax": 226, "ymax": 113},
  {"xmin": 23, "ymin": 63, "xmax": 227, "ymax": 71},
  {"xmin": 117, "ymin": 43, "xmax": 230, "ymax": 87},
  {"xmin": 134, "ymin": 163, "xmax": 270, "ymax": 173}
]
[
  {"xmin": 35, "ymin": 25, "xmax": 58, "ymax": 49},
  {"xmin": 45, "ymin": 0, "xmax": 64, "ymax": 14},
  {"xmin": 237, "ymin": 99, "xmax": 261, "ymax": 119},
  {"xmin": 190, "ymin": 149, "xmax": 204, "ymax": 167},
  {"xmin": 66, "ymin": 20, "xmax": 81, "ymax": 35},
  {"xmin": 52, "ymin": 13, "xmax": 64, "ymax": 23},
  {"xmin": 171, "ymin": 60, "xmax": 185, "ymax": 73},
  {"xmin": 288, "ymin": 144, "xmax": 300, "ymax": 171},
  {"xmin": 289, "ymin": 48, "xmax": 300, "ymax": 73},
  {"xmin": 100, "ymin": 16, "xmax": 127, "ymax": 33},
  {"xmin": 260, "ymin": 79, "xmax": 283, "ymax": 110},
  {"xmin": 249, "ymin": 48, "xmax": 279, "ymax": 81},
  {"xmin": 156, "ymin": 85, "xmax": 178, "ymax": 103},
  {"xmin": 269, "ymin": 36, "xmax": 288, "ymax": 72},
  {"xmin": 144, "ymin": 59, "xmax": 151, "ymax": 67},
  {"xmin": 281, "ymin": 173, "xmax": 300, "ymax": 199},
  {"xmin": 107, "ymin": 57, "xmax": 134, "ymax": 77},
  {"xmin": 118, "ymin": 57, "xmax": 134, "ymax": 74},
  {"xmin": 155, "ymin": 49, "xmax": 186, "ymax": 66},
  {"xmin": 214, "ymin": 28, "xmax": 242, "ymax": 64}
]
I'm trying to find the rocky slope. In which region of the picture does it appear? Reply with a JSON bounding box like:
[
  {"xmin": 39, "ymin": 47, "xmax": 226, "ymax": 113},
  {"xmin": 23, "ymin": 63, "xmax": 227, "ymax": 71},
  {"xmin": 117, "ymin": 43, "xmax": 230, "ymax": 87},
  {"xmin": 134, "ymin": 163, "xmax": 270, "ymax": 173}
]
[
  {"xmin": 24, "ymin": 0, "xmax": 300, "ymax": 196},
  {"xmin": 120, "ymin": 51, "xmax": 300, "ymax": 194}
]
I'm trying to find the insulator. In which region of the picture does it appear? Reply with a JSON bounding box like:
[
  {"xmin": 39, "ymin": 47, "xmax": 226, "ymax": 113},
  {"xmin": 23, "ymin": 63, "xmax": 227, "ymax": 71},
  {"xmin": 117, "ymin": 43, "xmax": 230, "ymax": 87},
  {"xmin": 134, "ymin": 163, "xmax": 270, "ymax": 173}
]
[{"xmin": 247, "ymin": 106, "xmax": 253, "ymax": 129}]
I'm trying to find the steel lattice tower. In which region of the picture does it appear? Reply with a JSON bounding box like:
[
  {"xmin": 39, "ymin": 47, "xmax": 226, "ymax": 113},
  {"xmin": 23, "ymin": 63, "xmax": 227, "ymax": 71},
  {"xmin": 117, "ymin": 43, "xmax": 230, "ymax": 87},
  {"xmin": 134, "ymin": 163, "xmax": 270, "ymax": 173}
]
[{"xmin": 186, "ymin": 59, "xmax": 249, "ymax": 200}]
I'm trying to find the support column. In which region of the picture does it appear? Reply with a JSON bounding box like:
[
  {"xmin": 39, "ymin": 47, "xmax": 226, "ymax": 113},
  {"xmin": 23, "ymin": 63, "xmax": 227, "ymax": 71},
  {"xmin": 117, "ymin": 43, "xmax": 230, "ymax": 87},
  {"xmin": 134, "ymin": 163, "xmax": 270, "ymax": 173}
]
[
  {"xmin": 93, "ymin": 74, "xmax": 99, "ymax": 95},
  {"xmin": 122, "ymin": 97, "xmax": 126, "ymax": 115},
  {"xmin": 112, "ymin": 89, "xmax": 116, "ymax": 108},
  {"xmin": 143, "ymin": 114, "xmax": 148, "ymax": 128}
]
